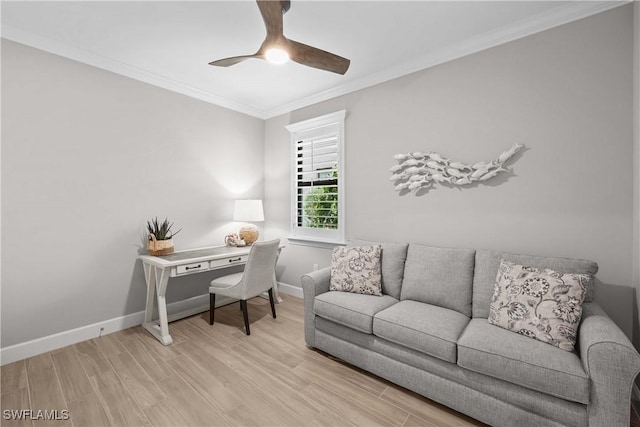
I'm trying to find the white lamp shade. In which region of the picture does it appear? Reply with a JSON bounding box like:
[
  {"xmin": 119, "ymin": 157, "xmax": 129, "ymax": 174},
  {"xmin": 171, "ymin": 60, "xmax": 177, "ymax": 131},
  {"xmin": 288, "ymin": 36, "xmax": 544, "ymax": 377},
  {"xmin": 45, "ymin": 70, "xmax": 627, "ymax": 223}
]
[{"xmin": 233, "ymin": 200, "xmax": 264, "ymax": 222}]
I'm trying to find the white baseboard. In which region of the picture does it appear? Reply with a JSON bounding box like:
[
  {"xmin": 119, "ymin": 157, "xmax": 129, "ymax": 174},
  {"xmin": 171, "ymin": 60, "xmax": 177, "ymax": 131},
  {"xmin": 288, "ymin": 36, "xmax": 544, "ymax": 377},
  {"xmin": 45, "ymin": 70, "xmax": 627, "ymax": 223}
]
[
  {"xmin": 0, "ymin": 284, "xmax": 300, "ymax": 366},
  {"xmin": 278, "ymin": 281, "xmax": 303, "ymax": 298},
  {"xmin": 0, "ymin": 310, "xmax": 145, "ymax": 366},
  {"xmin": 0, "ymin": 293, "xmax": 234, "ymax": 366}
]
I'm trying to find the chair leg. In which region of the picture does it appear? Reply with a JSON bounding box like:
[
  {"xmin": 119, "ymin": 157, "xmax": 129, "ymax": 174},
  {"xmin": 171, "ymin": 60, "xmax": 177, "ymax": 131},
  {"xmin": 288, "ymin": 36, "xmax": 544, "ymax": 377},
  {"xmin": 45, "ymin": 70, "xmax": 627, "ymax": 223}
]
[
  {"xmin": 209, "ymin": 293, "xmax": 216, "ymax": 325},
  {"xmin": 268, "ymin": 288, "xmax": 277, "ymax": 319},
  {"xmin": 240, "ymin": 300, "xmax": 250, "ymax": 335}
]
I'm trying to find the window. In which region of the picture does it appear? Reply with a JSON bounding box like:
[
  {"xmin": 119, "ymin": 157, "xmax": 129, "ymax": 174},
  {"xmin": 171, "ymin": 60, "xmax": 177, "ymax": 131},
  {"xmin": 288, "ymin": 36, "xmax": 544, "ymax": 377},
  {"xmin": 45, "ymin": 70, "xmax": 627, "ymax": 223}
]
[{"xmin": 286, "ymin": 110, "xmax": 345, "ymax": 245}]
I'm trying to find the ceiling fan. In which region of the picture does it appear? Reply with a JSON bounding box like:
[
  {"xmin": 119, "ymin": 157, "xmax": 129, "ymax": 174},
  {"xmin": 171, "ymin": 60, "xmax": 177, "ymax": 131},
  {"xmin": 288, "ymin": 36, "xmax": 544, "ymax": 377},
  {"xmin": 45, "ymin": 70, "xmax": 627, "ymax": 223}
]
[{"xmin": 209, "ymin": 0, "xmax": 350, "ymax": 75}]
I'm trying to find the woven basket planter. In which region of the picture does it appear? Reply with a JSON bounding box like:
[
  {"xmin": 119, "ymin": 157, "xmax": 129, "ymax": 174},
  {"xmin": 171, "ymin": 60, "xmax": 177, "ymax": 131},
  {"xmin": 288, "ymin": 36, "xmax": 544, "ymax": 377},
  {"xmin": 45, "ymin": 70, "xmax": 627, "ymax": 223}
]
[{"xmin": 148, "ymin": 234, "xmax": 174, "ymax": 256}]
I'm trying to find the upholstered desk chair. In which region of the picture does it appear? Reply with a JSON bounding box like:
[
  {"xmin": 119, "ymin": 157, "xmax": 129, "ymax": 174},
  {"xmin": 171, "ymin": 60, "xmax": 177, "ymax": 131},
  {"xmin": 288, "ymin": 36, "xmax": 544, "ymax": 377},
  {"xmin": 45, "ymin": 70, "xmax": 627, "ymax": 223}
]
[{"xmin": 209, "ymin": 239, "xmax": 280, "ymax": 335}]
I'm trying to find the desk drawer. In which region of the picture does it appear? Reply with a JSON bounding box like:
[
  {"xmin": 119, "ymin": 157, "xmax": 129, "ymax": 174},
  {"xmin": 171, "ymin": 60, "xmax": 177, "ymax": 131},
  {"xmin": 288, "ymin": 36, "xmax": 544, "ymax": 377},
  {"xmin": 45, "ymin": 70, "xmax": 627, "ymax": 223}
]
[
  {"xmin": 176, "ymin": 262, "xmax": 208, "ymax": 275},
  {"xmin": 210, "ymin": 255, "xmax": 248, "ymax": 269}
]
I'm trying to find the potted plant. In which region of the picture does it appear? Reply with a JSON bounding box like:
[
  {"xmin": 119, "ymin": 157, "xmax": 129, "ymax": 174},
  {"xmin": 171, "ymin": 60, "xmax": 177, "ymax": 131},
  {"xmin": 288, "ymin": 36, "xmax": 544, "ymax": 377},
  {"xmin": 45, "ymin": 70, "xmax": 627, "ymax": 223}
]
[{"xmin": 146, "ymin": 217, "xmax": 181, "ymax": 256}]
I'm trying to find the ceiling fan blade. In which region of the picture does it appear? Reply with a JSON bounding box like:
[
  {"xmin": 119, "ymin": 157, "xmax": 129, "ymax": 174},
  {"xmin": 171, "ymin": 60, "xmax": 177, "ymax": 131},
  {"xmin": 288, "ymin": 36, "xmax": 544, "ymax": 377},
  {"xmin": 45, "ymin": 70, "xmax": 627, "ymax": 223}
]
[
  {"xmin": 209, "ymin": 54, "xmax": 262, "ymax": 67},
  {"xmin": 209, "ymin": 1, "xmax": 352, "ymax": 75},
  {"xmin": 257, "ymin": 0, "xmax": 284, "ymax": 38},
  {"xmin": 287, "ymin": 39, "xmax": 350, "ymax": 75}
]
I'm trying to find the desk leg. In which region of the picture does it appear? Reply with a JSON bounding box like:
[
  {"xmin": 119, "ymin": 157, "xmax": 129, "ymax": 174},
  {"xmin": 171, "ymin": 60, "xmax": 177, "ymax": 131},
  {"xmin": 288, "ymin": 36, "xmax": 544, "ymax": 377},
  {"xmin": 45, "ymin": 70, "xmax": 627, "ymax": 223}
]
[
  {"xmin": 155, "ymin": 268, "xmax": 172, "ymax": 345},
  {"xmin": 141, "ymin": 265, "xmax": 173, "ymax": 345},
  {"xmin": 273, "ymin": 281, "xmax": 283, "ymax": 304},
  {"xmin": 143, "ymin": 263, "xmax": 156, "ymax": 324},
  {"xmin": 274, "ymin": 249, "xmax": 283, "ymax": 303}
]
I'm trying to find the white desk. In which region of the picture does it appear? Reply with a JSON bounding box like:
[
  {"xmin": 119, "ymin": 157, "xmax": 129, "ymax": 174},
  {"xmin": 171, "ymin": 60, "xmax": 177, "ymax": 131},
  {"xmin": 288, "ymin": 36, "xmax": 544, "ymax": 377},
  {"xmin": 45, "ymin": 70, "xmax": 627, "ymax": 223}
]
[{"xmin": 139, "ymin": 245, "xmax": 282, "ymax": 345}]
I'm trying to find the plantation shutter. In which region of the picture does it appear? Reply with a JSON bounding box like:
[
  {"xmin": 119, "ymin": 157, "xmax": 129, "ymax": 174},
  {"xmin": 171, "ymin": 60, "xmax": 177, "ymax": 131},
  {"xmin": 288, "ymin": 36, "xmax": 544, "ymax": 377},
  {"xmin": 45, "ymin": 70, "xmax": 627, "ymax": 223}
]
[
  {"xmin": 296, "ymin": 134, "xmax": 339, "ymax": 230},
  {"xmin": 286, "ymin": 110, "xmax": 345, "ymax": 244}
]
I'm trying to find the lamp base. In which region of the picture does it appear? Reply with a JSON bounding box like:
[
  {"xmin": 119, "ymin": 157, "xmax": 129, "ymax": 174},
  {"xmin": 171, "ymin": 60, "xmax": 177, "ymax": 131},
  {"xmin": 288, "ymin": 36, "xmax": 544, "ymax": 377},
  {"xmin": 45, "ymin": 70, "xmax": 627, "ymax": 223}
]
[{"xmin": 238, "ymin": 224, "xmax": 259, "ymax": 245}]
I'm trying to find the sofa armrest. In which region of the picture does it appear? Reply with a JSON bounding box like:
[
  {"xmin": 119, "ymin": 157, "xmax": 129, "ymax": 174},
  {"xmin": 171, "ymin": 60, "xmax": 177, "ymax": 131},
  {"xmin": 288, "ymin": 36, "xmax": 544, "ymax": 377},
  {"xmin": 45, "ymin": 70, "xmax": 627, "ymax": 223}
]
[
  {"xmin": 578, "ymin": 302, "xmax": 640, "ymax": 426},
  {"xmin": 301, "ymin": 267, "xmax": 331, "ymax": 347},
  {"xmin": 301, "ymin": 267, "xmax": 331, "ymax": 297}
]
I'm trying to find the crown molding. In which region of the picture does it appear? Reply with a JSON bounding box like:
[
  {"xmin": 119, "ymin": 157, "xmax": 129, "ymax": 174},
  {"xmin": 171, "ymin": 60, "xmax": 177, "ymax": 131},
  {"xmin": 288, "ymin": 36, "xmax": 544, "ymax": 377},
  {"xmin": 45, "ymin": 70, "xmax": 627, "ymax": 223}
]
[
  {"xmin": 2, "ymin": 1, "xmax": 629, "ymax": 121},
  {"xmin": 1, "ymin": 25, "xmax": 268, "ymax": 119},
  {"xmin": 261, "ymin": 0, "xmax": 629, "ymax": 119}
]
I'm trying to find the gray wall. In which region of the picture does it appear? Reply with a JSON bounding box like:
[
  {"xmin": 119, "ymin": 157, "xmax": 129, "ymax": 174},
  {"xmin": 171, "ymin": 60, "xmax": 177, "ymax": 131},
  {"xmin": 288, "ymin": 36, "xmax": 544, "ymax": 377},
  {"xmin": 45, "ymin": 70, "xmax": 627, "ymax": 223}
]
[
  {"xmin": 1, "ymin": 40, "xmax": 265, "ymax": 347},
  {"xmin": 2, "ymin": 5, "xmax": 637, "ymax": 349},
  {"xmin": 634, "ymin": 2, "xmax": 640, "ymax": 350},
  {"xmin": 265, "ymin": 5, "xmax": 636, "ymax": 338}
]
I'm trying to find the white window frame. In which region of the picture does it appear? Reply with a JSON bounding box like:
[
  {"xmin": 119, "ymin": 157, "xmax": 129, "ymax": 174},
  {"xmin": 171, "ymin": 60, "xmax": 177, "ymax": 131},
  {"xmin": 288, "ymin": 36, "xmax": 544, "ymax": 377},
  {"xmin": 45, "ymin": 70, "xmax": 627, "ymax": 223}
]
[{"xmin": 286, "ymin": 110, "xmax": 346, "ymax": 247}]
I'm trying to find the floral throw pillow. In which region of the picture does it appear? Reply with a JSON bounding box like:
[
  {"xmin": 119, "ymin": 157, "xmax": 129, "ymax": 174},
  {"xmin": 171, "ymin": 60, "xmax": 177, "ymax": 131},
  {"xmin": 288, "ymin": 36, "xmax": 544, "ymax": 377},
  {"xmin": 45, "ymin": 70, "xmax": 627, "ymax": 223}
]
[
  {"xmin": 488, "ymin": 259, "xmax": 591, "ymax": 351},
  {"xmin": 330, "ymin": 245, "xmax": 383, "ymax": 296}
]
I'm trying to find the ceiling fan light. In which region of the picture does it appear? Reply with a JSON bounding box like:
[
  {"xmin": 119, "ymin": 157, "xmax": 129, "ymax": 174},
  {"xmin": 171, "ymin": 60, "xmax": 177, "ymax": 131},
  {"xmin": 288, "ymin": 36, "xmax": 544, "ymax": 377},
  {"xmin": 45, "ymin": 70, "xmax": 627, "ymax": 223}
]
[{"xmin": 265, "ymin": 48, "xmax": 289, "ymax": 64}]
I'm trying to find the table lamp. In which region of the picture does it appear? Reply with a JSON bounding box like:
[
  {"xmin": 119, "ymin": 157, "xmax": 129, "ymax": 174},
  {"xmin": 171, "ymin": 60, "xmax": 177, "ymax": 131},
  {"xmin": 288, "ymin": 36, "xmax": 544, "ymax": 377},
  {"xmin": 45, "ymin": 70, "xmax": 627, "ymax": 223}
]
[{"xmin": 233, "ymin": 199, "xmax": 264, "ymax": 245}]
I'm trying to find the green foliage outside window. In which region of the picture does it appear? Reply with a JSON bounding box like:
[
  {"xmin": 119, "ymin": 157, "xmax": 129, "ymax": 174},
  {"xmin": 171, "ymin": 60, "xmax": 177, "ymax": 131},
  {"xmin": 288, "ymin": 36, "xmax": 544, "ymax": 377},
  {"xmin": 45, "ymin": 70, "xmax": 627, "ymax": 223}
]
[
  {"xmin": 303, "ymin": 187, "xmax": 338, "ymax": 229},
  {"xmin": 303, "ymin": 168, "xmax": 338, "ymax": 229}
]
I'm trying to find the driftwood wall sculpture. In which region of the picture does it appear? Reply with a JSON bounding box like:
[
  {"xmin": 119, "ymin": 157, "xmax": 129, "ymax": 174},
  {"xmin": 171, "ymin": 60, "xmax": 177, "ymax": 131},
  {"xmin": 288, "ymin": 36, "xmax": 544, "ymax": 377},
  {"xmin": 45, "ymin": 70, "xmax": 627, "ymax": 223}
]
[{"xmin": 390, "ymin": 143, "xmax": 524, "ymax": 192}]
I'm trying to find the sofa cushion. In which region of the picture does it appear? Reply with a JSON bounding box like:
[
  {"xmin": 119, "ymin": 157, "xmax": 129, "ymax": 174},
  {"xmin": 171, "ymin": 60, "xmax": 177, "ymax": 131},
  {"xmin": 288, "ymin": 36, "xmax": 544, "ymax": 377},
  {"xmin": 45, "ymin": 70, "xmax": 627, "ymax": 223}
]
[
  {"xmin": 457, "ymin": 319, "xmax": 590, "ymax": 404},
  {"xmin": 473, "ymin": 250, "xmax": 598, "ymax": 318},
  {"xmin": 373, "ymin": 300, "xmax": 469, "ymax": 363},
  {"xmin": 349, "ymin": 239, "xmax": 408, "ymax": 299},
  {"xmin": 314, "ymin": 291, "xmax": 398, "ymax": 334},
  {"xmin": 488, "ymin": 260, "xmax": 590, "ymax": 352},
  {"xmin": 330, "ymin": 245, "xmax": 383, "ymax": 295},
  {"xmin": 400, "ymin": 244, "xmax": 475, "ymax": 316}
]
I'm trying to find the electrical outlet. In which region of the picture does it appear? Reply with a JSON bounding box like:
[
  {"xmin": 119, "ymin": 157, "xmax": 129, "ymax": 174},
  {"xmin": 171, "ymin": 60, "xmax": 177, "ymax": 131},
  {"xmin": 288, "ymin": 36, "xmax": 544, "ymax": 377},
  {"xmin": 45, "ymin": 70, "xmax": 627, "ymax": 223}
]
[{"xmin": 313, "ymin": 264, "xmax": 319, "ymax": 271}]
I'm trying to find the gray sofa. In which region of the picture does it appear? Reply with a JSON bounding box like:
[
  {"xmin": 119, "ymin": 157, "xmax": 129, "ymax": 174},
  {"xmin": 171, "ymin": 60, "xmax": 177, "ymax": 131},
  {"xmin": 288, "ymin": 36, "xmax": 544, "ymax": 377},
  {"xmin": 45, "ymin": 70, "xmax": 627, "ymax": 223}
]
[{"xmin": 301, "ymin": 241, "xmax": 640, "ymax": 427}]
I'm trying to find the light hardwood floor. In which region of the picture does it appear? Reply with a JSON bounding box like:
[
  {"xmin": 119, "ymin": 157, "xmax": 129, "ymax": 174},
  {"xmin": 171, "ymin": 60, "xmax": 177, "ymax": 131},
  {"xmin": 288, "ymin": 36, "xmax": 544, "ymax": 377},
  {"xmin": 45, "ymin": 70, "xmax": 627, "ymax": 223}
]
[{"xmin": 1, "ymin": 295, "xmax": 486, "ymax": 427}]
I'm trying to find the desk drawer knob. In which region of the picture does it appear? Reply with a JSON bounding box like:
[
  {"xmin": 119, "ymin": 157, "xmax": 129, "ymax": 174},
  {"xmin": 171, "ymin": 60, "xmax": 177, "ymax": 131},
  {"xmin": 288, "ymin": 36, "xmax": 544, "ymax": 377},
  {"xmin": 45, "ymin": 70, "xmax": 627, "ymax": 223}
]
[
  {"xmin": 229, "ymin": 257, "xmax": 242, "ymax": 262},
  {"xmin": 185, "ymin": 264, "xmax": 202, "ymax": 270}
]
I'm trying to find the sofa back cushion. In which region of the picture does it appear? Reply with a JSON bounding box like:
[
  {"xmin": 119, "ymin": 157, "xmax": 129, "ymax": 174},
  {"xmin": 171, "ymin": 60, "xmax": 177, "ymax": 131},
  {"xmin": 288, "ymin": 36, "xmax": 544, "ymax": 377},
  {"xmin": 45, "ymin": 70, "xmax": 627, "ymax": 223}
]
[
  {"xmin": 473, "ymin": 249, "xmax": 598, "ymax": 318},
  {"xmin": 400, "ymin": 244, "xmax": 475, "ymax": 317},
  {"xmin": 348, "ymin": 239, "xmax": 408, "ymax": 299}
]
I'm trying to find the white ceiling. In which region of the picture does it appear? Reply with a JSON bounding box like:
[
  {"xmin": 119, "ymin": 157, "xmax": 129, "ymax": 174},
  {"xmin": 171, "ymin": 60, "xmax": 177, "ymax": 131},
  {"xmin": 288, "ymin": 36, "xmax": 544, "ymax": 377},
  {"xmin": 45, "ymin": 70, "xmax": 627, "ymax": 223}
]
[{"xmin": 1, "ymin": 1, "xmax": 627, "ymax": 119}]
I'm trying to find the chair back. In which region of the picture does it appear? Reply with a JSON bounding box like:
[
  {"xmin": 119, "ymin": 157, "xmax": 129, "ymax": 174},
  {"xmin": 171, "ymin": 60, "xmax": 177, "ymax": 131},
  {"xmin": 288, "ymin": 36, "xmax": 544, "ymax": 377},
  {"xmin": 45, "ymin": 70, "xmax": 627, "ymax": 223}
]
[{"xmin": 239, "ymin": 239, "xmax": 281, "ymax": 300}]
